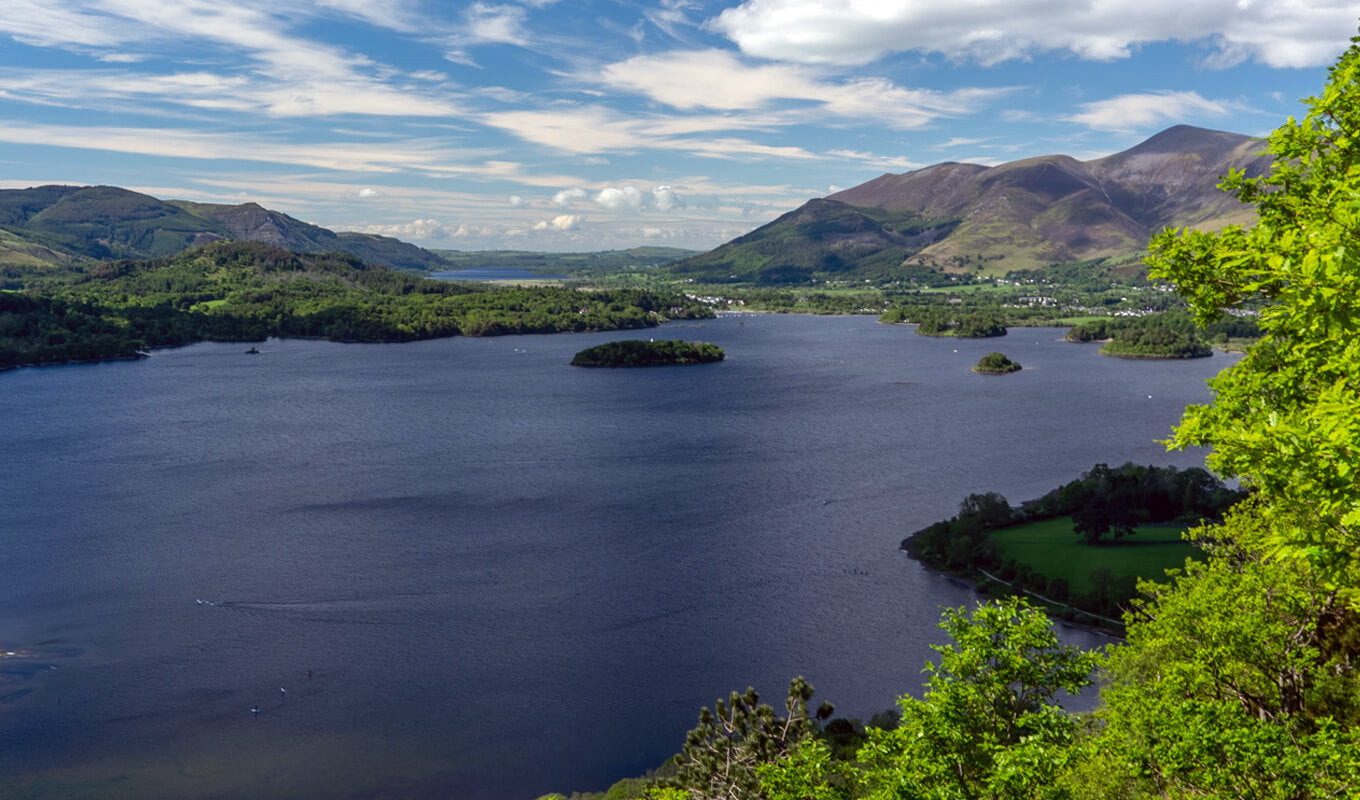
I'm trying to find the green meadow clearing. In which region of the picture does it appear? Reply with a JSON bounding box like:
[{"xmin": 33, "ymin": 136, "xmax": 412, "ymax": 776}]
[{"xmin": 989, "ymin": 516, "xmax": 1202, "ymax": 595}]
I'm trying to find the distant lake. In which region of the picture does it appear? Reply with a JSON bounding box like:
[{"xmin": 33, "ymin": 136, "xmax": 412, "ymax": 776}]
[
  {"xmin": 0, "ymin": 315, "xmax": 1233, "ymax": 800},
  {"xmin": 431, "ymin": 268, "xmax": 570, "ymax": 281}
]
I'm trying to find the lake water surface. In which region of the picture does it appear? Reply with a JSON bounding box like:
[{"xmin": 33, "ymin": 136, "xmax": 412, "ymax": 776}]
[
  {"xmin": 430, "ymin": 268, "xmax": 570, "ymax": 281},
  {"xmin": 0, "ymin": 315, "xmax": 1232, "ymax": 799}
]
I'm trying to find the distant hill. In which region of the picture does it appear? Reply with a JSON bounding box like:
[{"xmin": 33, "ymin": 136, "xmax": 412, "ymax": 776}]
[
  {"xmin": 670, "ymin": 125, "xmax": 1272, "ymax": 283},
  {"xmin": 0, "ymin": 185, "xmax": 451, "ymax": 277}
]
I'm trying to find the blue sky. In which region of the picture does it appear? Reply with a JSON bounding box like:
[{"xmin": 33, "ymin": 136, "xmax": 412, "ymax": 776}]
[{"xmin": 1, "ymin": 1, "xmax": 1357, "ymax": 252}]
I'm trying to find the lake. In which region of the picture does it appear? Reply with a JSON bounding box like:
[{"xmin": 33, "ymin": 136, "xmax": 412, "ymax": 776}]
[
  {"xmin": 430, "ymin": 268, "xmax": 570, "ymax": 281},
  {"xmin": 0, "ymin": 314, "xmax": 1232, "ymax": 799}
]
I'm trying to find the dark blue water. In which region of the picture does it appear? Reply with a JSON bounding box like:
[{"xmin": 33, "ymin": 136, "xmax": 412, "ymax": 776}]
[
  {"xmin": 431, "ymin": 268, "xmax": 570, "ymax": 281},
  {"xmin": 0, "ymin": 315, "xmax": 1232, "ymax": 799}
]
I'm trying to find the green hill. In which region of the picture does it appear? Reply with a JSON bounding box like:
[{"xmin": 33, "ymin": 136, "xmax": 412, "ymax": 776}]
[
  {"xmin": 0, "ymin": 185, "xmax": 453, "ymax": 279},
  {"xmin": 667, "ymin": 198, "xmax": 958, "ymax": 284}
]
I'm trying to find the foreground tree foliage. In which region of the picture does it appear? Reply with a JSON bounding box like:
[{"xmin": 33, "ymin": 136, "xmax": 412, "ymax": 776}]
[
  {"xmin": 635, "ymin": 34, "xmax": 1360, "ymax": 800},
  {"xmin": 758, "ymin": 599, "xmax": 1098, "ymax": 800},
  {"xmin": 664, "ymin": 677, "xmax": 833, "ymax": 800},
  {"xmin": 1145, "ymin": 36, "xmax": 1360, "ymax": 592}
]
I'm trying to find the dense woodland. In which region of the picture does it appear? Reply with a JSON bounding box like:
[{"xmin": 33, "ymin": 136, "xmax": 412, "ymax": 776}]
[
  {"xmin": 553, "ymin": 36, "xmax": 1360, "ymax": 800},
  {"xmin": 1063, "ymin": 312, "xmax": 1260, "ymax": 358},
  {"xmin": 0, "ymin": 241, "xmax": 713, "ymax": 369}
]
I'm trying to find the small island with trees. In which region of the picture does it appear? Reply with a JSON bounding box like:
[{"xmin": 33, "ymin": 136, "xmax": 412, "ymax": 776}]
[
  {"xmin": 570, "ymin": 339, "xmax": 725, "ymax": 368},
  {"xmin": 880, "ymin": 307, "xmax": 1007, "ymax": 338},
  {"xmin": 972, "ymin": 352, "xmax": 1021, "ymax": 374}
]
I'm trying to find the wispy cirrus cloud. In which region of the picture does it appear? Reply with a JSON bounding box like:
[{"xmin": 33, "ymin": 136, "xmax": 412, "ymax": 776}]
[
  {"xmin": 0, "ymin": 67, "xmax": 464, "ymax": 118},
  {"xmin": 481, "ymin": 104, "xmax": 821, "ymax": 160},
  {"xmin": 1067, "ymin": 91, "xmax": 1239, "ymax": 132},
  {"xmin": 593, "ymin": 49, "xmax": 1013, "ymax": 130},
  {"xmin": 0, "ymin": 121, "xmax": 500, "ymax": 174},
  {"xmin": 0, "ymin": 0, "xmax": 466, "ymax": 117},
  {"xmin": 707, "ymin": 0, "xmax": 1359, "ymax": 68}
]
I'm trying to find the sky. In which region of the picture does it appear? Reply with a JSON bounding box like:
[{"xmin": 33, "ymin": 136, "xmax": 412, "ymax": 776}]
[{"xmin": 1, "ymin": 1, "xmax": 1357, "ymax": 253}]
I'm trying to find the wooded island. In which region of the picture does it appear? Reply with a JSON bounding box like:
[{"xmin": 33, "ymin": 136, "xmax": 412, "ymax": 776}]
[{"xmin": 570, "ymin": 339, "xmax": 724, "ymax": 367}]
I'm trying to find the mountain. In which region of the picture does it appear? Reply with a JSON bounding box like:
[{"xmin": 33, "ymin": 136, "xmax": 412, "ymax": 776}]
[
  {"xmin": 670, "ymin": 125, "xmax": 1273, "ymax": 283},
  {"xmin": 0, "ymin": 185, "xmax": 450, "ymax": 276}
]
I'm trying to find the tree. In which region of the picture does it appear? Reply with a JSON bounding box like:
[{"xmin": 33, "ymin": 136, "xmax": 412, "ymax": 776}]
[
  {"xmin": 1145, "ymin": 34, "xmax": 1360, "ymax": 593},
  {"xmin": 1066, "ymin": 34, "xmax": 1360, "ymax": 798},
  {"xmin": 1067, "ymin": 506, "xmax": 1360, "ymax": 799},
  {"xmin": 667, "ymin": 676, "xmax": 833, "ymax": 800},
  {"xmin": 958, "ymin": 491, "xmax": 1013, "ymax": 530},
  {"xmin": 760, "ymin": 598, "xmax": 1099, "ymax": 800}
]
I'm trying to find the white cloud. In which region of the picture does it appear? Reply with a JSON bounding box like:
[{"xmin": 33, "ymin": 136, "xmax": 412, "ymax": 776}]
[
  {"xmin": 652, "ymin": 185, "xmax": 684, "ymax": 211},
  {"xmin": 508, "ymin": 194, "xmax": 527, "ymax": 207},
  {"xmin": 594, "ymin": 185, "xmax": 646, "ymax": 212},
  {"xmin": 1067, "ymin": 91, "xmax": 1236, "ymax": 132},
  {"xmin": 314, "ymin": 0, "xmax": 422, "ymax": 33},
  {"xmin": 553, "ymin": 187, "xmax": 589, "ymax": 206},
  {"xmin": 594, "ymin": 49, "xmax": 1009, "ymax": 130},
  {"xmin": 827, "ymin": 149, "xmax": 924, "ymax": 170},
  {"xmin": 357, "ymin": 187, "xmax": 380, "ymax": 198},
  {"xmin": 533, "ymin": 214, "xmax": 583, "ymax": 231},
  {"xmin": 482, "ymin": 106, "xmax": 821, "ymax": 159},
  {"xmin": 0, "ymin": 121, "xmax": 514, "ymax": 176},
  {"xmin": 360, "ymin": 218, "xmax": 449, "ymax": 239},
  {"xmin": 706, "ymin": 0, "xmax": 1359, "ymax": 68},
  {"xmin": 0, "ymin": 1, "xmax": 469, "ymax": 119}
]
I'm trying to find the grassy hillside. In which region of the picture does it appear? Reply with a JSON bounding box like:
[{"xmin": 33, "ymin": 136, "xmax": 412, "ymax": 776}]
[{"xmin": 667, "ymin": 199, "xmax": 958, "ymax": 284}]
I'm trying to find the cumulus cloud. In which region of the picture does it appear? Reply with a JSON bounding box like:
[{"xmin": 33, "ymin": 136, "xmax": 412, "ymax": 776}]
[
  {"xmin": 356, "ymin": 187, "xmax": 380, "ymax": 198},
  {"xmin": 706, "ymin": 0, "xmax": 1358, "ymax": 68},
  {"xmin": 652, "ymin": 185, "xmax": 684, "ymax": 212},
  {"xmin": 594, "ymin": 185, "xmax": 646, "ymax": 212},
  {"xmin": 533, "ymin": 214, "xmax": 583, "ymax": 231},
  {"xmin": 553, "ymin": 187, "xmax": 589, "ymax": 206},
  {"xmin": 1068, "ymin": 91, "xmax": 1235, "ymax": 132},
  {"xmin": 508, "ymin": 194, "xmax": 526, "ymax": 207}
]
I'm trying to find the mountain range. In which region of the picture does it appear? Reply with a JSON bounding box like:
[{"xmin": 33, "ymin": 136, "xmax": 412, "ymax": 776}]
[
  {"xmin": 3, "ymin": 125, "xmax": 1273, "ymax": 285},
  {"xmin": 0, "ymin": 184, "xmax": 448, "ymax": 275},
  {"xmin": 669, "ymin": 125, "xmax": 1273, "ymax": 283}
]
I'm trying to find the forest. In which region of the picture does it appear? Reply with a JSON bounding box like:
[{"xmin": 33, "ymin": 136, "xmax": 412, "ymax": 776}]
[
  {"xmin": 552, "ymin": 34, "xmax": 1360, "ymax": 800},
  {"xmin": 0, "ymin": 241, "xmax": 713, "ymax": 369}
]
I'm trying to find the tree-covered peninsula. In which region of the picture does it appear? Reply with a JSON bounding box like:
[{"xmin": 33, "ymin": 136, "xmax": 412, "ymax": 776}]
[
  {"xmin": 570, "ymin": 339, "xmax": 724, "ymax": 367},
  {"xmin": 0, "ymin": 241, "xmax": 713, "ymax": 369},
  {"xmin": 1065, "ymin": 315, "xmax": 1214, "ymax": 358}
]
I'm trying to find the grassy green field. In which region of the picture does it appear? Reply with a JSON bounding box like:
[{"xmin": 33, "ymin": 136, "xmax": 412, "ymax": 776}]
[{"xmin": 990, "ymin": 516, "xmax": 1201, "ymax": 594}]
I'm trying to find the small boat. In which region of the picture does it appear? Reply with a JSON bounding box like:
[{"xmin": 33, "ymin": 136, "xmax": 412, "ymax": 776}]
[{"xmin": 245, "ymin": 347, "xmax": 260, "ymax": 355}]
